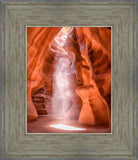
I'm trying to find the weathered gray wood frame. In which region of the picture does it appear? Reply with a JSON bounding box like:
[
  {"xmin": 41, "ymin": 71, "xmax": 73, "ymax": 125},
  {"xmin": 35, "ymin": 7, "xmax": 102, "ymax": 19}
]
[{"xmin": 1, "ymin": 1, "xmax": 137, "ymax": 159}]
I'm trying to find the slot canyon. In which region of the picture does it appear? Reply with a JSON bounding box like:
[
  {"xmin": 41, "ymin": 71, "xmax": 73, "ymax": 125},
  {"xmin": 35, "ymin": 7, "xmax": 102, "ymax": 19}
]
[{"xmin": 27, "ymin": 27, "xmax": 111, "ymax": 133}]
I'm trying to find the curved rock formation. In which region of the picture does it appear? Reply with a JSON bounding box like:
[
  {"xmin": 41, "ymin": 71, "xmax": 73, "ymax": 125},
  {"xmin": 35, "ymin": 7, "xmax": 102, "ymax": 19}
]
[
  {"xmin": 27, "ymin": 27, "xmax": 111, "ymax": 127},
  {"xmin": 32, "ymin": 87, "xmax": 47, "ymax": 115},
  {"xmin": 27, "ymin": 27, "xmax": 61, "ymax": 121},
  {"xmin": 75, "ymin": 27, "xmax": 111, "ymax": 126}
]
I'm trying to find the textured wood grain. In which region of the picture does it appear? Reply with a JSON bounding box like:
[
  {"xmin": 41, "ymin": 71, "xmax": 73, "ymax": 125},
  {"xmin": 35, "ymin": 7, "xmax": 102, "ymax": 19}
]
[{"xmin": 1, "ymin": 1, "xmax": 137, "ymax": 159}]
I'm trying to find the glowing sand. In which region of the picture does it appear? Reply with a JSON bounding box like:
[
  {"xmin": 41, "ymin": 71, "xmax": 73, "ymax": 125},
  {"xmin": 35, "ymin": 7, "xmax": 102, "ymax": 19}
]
[{"xmin": 50, "ymin": 124, "xmax": 86, "ymax": 131}]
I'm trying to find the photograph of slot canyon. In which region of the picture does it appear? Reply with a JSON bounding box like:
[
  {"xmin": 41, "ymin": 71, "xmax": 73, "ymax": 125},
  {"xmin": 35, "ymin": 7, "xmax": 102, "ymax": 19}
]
[{"xmin": 27, "ymin": 27, "xmax": 111, "ymax": 133}]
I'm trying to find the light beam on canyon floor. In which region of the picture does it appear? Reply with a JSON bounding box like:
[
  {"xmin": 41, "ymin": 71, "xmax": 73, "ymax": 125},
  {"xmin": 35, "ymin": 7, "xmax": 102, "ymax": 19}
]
[{"xmin": 50, "ymin": 124, "xmax": 86, "ymax": 131}]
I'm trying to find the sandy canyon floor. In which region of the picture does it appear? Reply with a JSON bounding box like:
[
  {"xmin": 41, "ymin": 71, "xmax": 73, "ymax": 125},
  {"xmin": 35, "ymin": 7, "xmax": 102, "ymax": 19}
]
[{"xmin": 27, "ymin": 115, "xmax": 111, "ymax": 133}]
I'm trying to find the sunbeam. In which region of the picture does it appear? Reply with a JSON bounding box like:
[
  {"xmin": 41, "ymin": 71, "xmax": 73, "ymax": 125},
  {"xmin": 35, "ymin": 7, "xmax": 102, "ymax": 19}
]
[{"xmin": 50, "ymin": 124, "xmax": 86, "ymax": 131}]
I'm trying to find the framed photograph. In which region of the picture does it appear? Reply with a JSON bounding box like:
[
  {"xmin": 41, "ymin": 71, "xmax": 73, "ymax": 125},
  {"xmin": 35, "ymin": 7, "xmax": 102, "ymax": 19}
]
[
  {"xmin": 1, "ymin": 1, "xmax": 137, "ymax": 159},
  {"xmin": 27, "ymin": 26, "xmax": 111, "ymax": 134}
]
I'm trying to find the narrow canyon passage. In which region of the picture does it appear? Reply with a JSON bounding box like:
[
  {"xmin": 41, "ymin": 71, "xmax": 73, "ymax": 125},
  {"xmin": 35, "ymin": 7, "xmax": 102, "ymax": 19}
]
[{"xmin": 27, "ymin": 27, "xmax": 111, "ymax": 133}]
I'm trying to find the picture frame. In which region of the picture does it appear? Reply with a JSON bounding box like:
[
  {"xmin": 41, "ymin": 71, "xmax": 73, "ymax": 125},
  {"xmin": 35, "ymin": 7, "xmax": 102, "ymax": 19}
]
[{"xmin": 1, "ymin": 1, "xmax": 137, "ymax": 159}]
